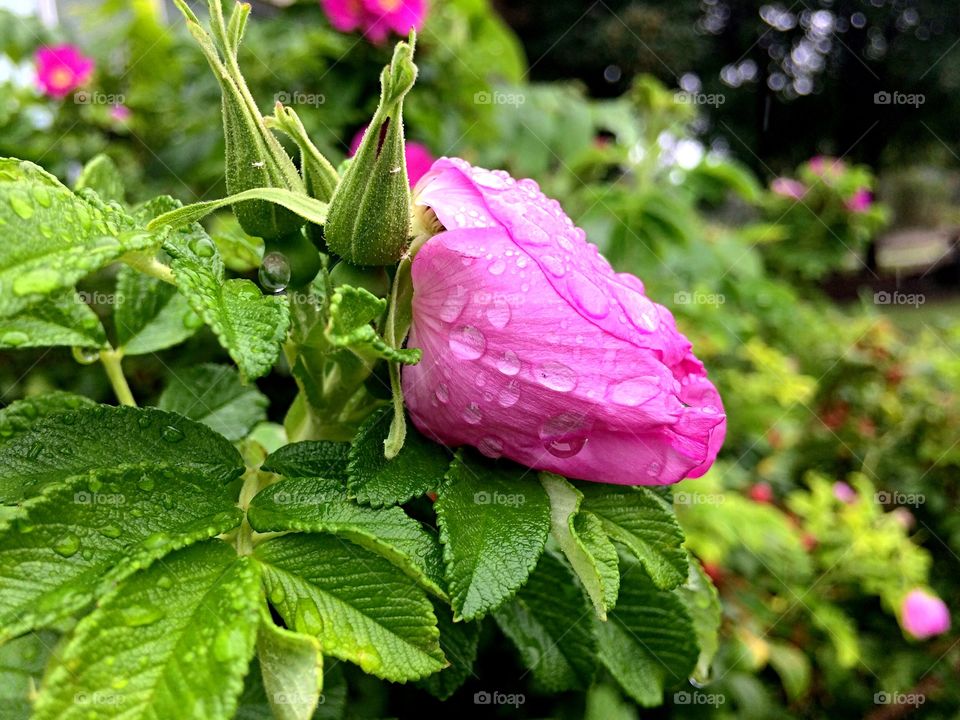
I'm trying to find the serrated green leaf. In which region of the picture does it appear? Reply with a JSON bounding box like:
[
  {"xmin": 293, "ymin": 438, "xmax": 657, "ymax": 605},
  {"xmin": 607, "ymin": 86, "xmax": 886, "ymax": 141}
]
[
  {"xmin": 580, "ymin": 485, "xmax": 687, "ymax": 590},
  {"xmin": 158, "ymin": 364, "xmax": 268, "ymax": 442},
  {"xmin": 597, "ymin": 553, "xmax": 698, "ymax": 707},
  {"xmin": 436, "ymin": 451, "xmax": 551, "ymax": 621},
  {"xmin": 33, "ymin": 541, "xmax": 260, "ymax": 720},
  {"xmin": 73, "ymin": 154, "xmax": 125, "ymax": 205},
  {"xmin": 114, "ymin": 264, "xmax": 197, "ymax": 355},
  {"xmin": 255, "ymin": 534, "xmax": 445, "ymax": 682},
  {"xmin": 165, "ymin": 220, "xmax": 290, "ymax": 382},
  {"xmin": 249, "ymin": 476, "xmax": 446, "ymax": 599},
  {"xmin": 260, "ymin": 441, "xmax": 350, "ymax": 480},
  {"xmin": 540, "ymin": 473, "xmax": 619, "ymax": 619},
  {"xmin": 0, "ymin": 392, "xmax": 95, "ymax": 442},
  {"xmin": 347, "ymin": 407, "xmax": 451, "ymax": 507},
  {"xmin": 679, "ymin": 557, "xmax": 721, "ymax": 684},
  {"xmin": 0, "ymin": 158, "xmax": 157, "ymax": 318},
  {"xmin": 327, "ymin": 285, "xmax": 421, "ymax": 364},
  {"xmin": 257, "ymin": 609, "xmax": 323, "ymax": 720},
  {"xmin": 0, "ymin": 466, "xmax": 243, "ymax": 642},
  {"xmin": 146, "ymin": 188, "xmax": 327, "ymax": 233},
  {"xmin": 416, "ymin": 598, "xmax": 480, "ymax": 700},
  {"xmin": 0, "ymin": 291, "xmax": 106, "ymax": 349},
  {"xmin": 493, "ymin": 551, "xmax": 598, "ymax": 692},
  {"xmin": 0, "ymin": 405, "xmax": 243, "ymax": 502},
  {"xmin": 0, "ymin": 629, "xmax": 56, "ymax": 719}
]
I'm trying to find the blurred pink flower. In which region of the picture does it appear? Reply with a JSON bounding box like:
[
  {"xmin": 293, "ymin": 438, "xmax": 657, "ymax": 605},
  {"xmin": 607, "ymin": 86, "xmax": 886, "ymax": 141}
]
[
  {"xmin": 808, "ymin": 155, "xmax": 845, "ymax": 177},
  {"xmin": 349, "ymin": 127, "xmax": 434, "ymax": 188},
  {"xmin": 771, "ymin": 177, "xmax": 807, "ymax": 200},
  {"xmin": 321, "ymin": 0, "xmax": 426, "ymax": 43},
  {"xmin": 833, "ymin": 481, "xmax": 856, "ymax": 503},
  {"xmin": 110, "ymin": 105, "xmax": 131, "ymax": 122},
  {"xmin": 846, "ymin": 187, "xmax": 872, "ymax": 213},
  {"xmin": 35, "ymin": 44, "xmax": 94, "ymax": 99},
  {"xmin": 402, "ymin": 158, "xmax": 726, "ymax": 485},
  {"xmin": 902, "ymin": 589, "xmax": 950, "ymax": 639}
]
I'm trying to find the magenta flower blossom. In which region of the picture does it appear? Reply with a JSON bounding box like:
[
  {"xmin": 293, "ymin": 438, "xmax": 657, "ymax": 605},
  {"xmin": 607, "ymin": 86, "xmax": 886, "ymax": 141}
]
[
  {"xmin": 349, "ymin": 127, "xmax": 434, "ymax": 188},
  {"xmin": 833, "ymin": 481, "xmax": 857, "ymax": 503},
  {"xmin": 321, "ymin": 0, "xmax": 426, "ymax": 43},
  {"xmin": 35, "ymin": 44, "xmax": 94, "ymax": 99},
  {"xmin": 771, "ymin": 177, "xmax": 806, "ymax": 200},
  {"xmin": 901, "ymin": 589, "xmax": 951, "ymax": 639},
  {"xmin": 402, "ymin": 158, "xmax": 726, "ymax": 485},
  {"xmin": 846, "ymin": 187, "xmax": 872, "ymax": 213}
]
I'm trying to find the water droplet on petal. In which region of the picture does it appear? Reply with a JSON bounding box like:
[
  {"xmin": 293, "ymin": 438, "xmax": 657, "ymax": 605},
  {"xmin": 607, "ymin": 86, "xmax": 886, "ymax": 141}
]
[
  {"xmin": 472, "ymin": 170, "xmax": 509, "ymax": 189},
  {"xmin": 539, "ymin": 413, "xmax": 590, "ymax": 458},
  {"xmin": 485, "ymin": 298, "xmax": 511, "ymax": 329},
  {"xmin": 608, "ymin": 376, "xmax": 660, "ymax": 407},
  {"xmin": 53, "ymin": 533, "xmax": 80, "ymax": 558},
  {"xmin": 161, "ymin": 426, "xmax": 185, "ymax": 443},
  {"xmin": 259, "ymin": 252, "xmax": 291, "ymax": 293},
  {"xmin": 478, "ymin": 435, "xmax": 504, "ymax": 458},
  {"xmin": 614, "ymin": 283, "xmax": 658, "ymax": 332},
  {"xmin": 703, "ymin": 405, "xmax": 720, "ymax": 415},
  {"xmin": 462, "ymin": 403, "xmax": 482, "ymax": 425},
  {"xmin": 541, "ymin": 254, "xmax": 566, "ymax": 277},
  {"xmin": 647, "ymin": 461, "xmax": 663, "ymax": 478},
  {"xmin": 536, "ymin": 361, "xmax": 577, "ymax": 392},
  {"xmin": 568, "ymin": 271, "xmax": 609, "ymax": 318},
  {"xmin": 498, "ymin": 380, "xmax": 521, "ymax": 407},
  {"xmin": 496, "ymin": 350, "xmax": 521, "ymax": 376},
  {"xmin": 449, "ymin": 325, "xmax": 486, "ymax": 360},
  {"xmin": 488, "ymin": 258, "xmax": 506, "ymax": 276},
  {"xmin": 435, "ymin": 383, "xmax": 450, "ymax": 404},
  {"xmin": 440, "ymin": 285, "xmax": 468, "ymax": 322}
]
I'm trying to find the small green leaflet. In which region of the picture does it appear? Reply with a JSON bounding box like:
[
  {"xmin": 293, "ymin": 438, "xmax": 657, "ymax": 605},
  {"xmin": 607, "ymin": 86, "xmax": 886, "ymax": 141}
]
[
  {"xmin": 163, "ymin": 208, "xmax": 290, "ymax": 381},
  {"xmin": 597, "ymin": 553, "xmax": 699, "ymax": 707},
  {"xmin": 580, "ymin": 484, "xmax": 687, "ymax": 590},
  {"xmin": 347, "ymin": 407, "xmax": 451, "ymax": 507},
  {"xmin": 0, "ymin": 158, "xmax": 157, "ymax": 318},
  {"xmin": 0, "ymin": 290, "xmax": 106, "ymax": 349},
  {"xmin": 435, "ymin": 451, "xmax": 551, "ymax": 621},
  {"xmin": 73, "ymin": 154, "xmax": 126, "ymax": 205},
  {"xmin": 0, "ymin": 405, "xmax": 243, "ymax": 502},
  {"xmin": 248, "ymin": 476, "xmax": 446, "ymax": 598},
  {"xmin": 493, "ymin": 551, "xmax": 598, "ymax": 692},
  {"xmin": 255, "ymin": 533, "xmax": 445, "ymax": 682},
  {"xmin": 158, "ymin": 364, "xmax": 268, "ymax": 442},
  {"xmin": 257, "ymin": 608, "xmax": 323, "ymax": 720},
  {"xmin": 0, "ymin": 392, "xmax": 95, "ymax": 440},
  {"xmin": 540, "ymin": 473, "xmax": 619, "ymax": 618},
  {"xmin": 327, "ymin": 285, "xmax": 421, "ymax": 364},
  {"xmin": 260, "ymin": 440, "xmax": 351, "ymax": 480},
  {"xmin": 0, "ymin": 465, "xmax": 243, "ymax": 642},
  {"xmin": 33, "ymin": 541, "xmax": 260, "ymax": 720},
  {"xmin": 417, "ymin": 598, "xmax": 480, "ymax": 700},
  {"xmin": 146, "ymin": 188, "xmax": 328, "ymax": 233},
  {"xmin": 115, "ymin": 264, "xmax": 199, "ymax": 355}
]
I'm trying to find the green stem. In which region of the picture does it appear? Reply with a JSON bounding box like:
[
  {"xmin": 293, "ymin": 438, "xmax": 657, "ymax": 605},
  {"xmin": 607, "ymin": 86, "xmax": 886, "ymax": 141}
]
[
  {"xmin": 121, "ymin": 251, "xmax": 177, "ymax": 286},
  {"xmin": 99, "ymin": 349, "xmax": 136, "ymax": 407}
]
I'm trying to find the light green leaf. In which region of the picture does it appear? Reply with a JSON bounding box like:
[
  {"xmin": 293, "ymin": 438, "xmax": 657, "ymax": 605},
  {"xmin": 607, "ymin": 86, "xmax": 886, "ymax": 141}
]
[
  {"xmin": 255, "ymin": 534, "xmax": 445, "ymax": 682},
  {"xmin": 597, "ymin": 553, "xmax": 698, "ymax": 707},
  {"xmin": 580, "ymin": 485, "xmax": 687, "ymax": 590},
  {"xmin": 679, "ymin": 557, "xmax": 722, "ymax": 684},
  {"xmin": 493, "ymin": 551, "xmax": 598, "ymax": 692},
  {"xmin": 0, "ymin": 630, "xmax": 56, "ymax": 719},
  {"xmin": 260, "ymin": 441, "xmax": 351, "ymax": 480},
  {"xmin": 0, "ymin": 405, "xmax": 243, "ymax": 502},
  {"xmin": 0, "ymin": 392, "xmax": 95, "ymax": 441},
  {"xmin": 585, "ymin": 682, "xmax": 639, "ymax": 720},
  {"xmin": 164, "ymin": 221, "xmax": 290, "ymax": 382},
  {"xmin": 248, "ymin": 476, "xmax": 446, "ymax": 599},
  {"xmin": 0, "ymin": 158, "xmax": 157, "ymax": 318},
  {"xmin": 0, "ymin": 466, "xmax": 243, "ymax": 642},
  {"xmin": 327, "ymin": 285, "xmax": 421, "ymax": 365},
  {"xmin": 417, "ymin": 598, "xmax": 480, "ymax": 700},
  {"xmin": 158, "ymin": 364, "xmax": 268, "ymax": 442},
  {"xmin": 114, "ymin": 264, "xmax": 198, "ymax": 355},
  {"xmin": 0, "ymin": 291, "xmax": 106, "ymax": 349},
  {"xmin": 767, "ymin": 641, "xmax": 811, "ymax": 701},
  {"xmin": 73, "ymin": 154, "xmax": 125, "ymax": 205},
  {"xmin": 257, "ymin": 609, "xmax": 323, "ymax": 720},
  {"xmin": 435, "ymin": 451, "xmax": 551, "ymax": 621},
  {"xmin": 540, "ymin": 473, "xmax": 619, "ymax": 619},
  {"xmin": 146, "ymin": 188, "xmax": 327, "ymax": 233},
  {"xmin": 347, "ymin": 407, "xmax": 450, "ymax": 507},
  {"xmin": 33, "ymin": 541, "xmax": 260, "ymax": 720}
]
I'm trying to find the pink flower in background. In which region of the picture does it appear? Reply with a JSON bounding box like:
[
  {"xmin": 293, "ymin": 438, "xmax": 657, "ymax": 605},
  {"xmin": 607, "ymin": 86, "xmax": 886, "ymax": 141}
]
[
  {"xmin": 808, "ymin": 155, "xmax": 845, "ymax": 177},
  {"xmin": 771, "ymin": 177, "xmax": 807, "ymax": 200},
  {"xmin": 846, "ymin": 187, "xmax": 873, "ymax": 213},
  {"xmin": 902, "ymin": 589, "xmax": 951, "ymax": 639},
  {"xmin": 35, "ymin": 44, "xmax": 94, "ymax": 99},
  {"xmin": 349, "ymin": 127, "xmax": 434, "ymax": 188},
  {"xmin": 321, "ymin": 0, "xmax": 426, "ymax": 43},
  {"xmin": 110, "ymin": 105, "xmax": 131, "ymax": 122},
  {"xmin": 833, "ymin": 481, "xmax": 857, "ymax": 503},
  {"xmin": 402, "ymin": 158, "xmax": 726, "ymax": 486}
]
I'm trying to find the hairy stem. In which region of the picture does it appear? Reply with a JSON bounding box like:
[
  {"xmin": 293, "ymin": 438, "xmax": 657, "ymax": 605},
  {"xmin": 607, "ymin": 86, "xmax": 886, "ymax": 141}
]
[
  {"xmin": 99, "ymin": 349, "xmax": 137, "ymax": 407},
  {"xmin": 121, "ymin": 251, "xmax": 177, "ymax": 286}
]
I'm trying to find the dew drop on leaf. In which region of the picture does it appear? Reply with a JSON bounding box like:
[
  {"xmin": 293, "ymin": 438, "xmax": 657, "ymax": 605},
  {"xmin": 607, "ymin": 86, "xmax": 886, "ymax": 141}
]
[
  {"xmin": 9, "ymin": 193, "xmax": 34, "ymax": 219},
  {"xmin": 259, "ymin": 251, "xmax": 291, "ymax": 293},
  {"xmin": 99, "ymin": 525, "xmax": 122, "ymax": 539},
  {"xmin": 190, "ymin": 236, "xmax": 216, "ymax": 258},
  {"xmin": 294, "ymin": 597, "xmax": 324, "ymax": 636},
  {"xmin": 161, "ymin": 425, "xmax": 185, "ymax": 443},
  {"xmin": 121, "ymin": 603, "xmax": 164, "ymax": 627},
  {"xmin": 1, "ymin": 331, "xmax": 29, "ymax": 347},
  {"xmin": 71, "ymin": 346, "xmax": 100, "ymax": 365},
  {"xmin": 53, "ymin": 533, "xmax": 81, "ymax": 558}
]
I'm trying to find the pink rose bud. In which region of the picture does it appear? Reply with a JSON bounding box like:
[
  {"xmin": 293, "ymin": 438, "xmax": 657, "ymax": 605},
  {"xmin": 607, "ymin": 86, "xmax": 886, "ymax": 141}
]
[
  {"xmin": 35, "ymin": 44, "xmax": 94, "ymax": 99},
  {"xmin": 902, "ymin": 589, "xmax": 951, "ymax": 639},
  {"xmin": 833, "ymin": 481, "xmax": 857, "ymax": 503},
  {"xmin": 402, "ymin": 158, "xmax": 726, "ymax": 485},
  {"xmin": 771, "ymin": 177, "xmax": 806, "ymax": 200},
  {"xmin": 349, "ymin": 127, "xmax": 434, "ymax": 188},
  {"xmin": 321, "ymin": 0, "xmax": 426, "ymax": 43},
  {"xmin": 845, "ymin": 187, "xmax": 872, "ymax": 213}
]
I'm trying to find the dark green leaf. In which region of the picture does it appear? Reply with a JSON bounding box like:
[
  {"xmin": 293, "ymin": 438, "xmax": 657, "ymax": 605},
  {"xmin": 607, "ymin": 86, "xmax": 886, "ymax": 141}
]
[
  {"xmin": 0, "ymin": 392, "xmax": 95, "ymax": 441},
  {"xmin": 260, "ymin": 441, "xmax": 350, "ymax": 480},
  {"xmin": 417, "ymin": 598, "xmax": 480, "ymax": 700},
  {"xmin": 0, "ymin": 291, "xmax": 106, "ymax": 349},
  {"xmin": 114, "ymin": 264, "xmax": 198, "ymax": 355}
]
